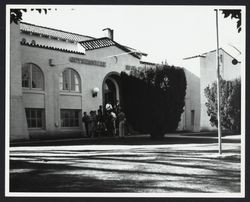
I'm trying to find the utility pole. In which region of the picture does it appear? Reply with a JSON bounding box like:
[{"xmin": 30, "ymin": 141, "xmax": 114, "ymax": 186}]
[{"xmin": 215, "ymin": 9, "xmax": 222, "ymax": 154}]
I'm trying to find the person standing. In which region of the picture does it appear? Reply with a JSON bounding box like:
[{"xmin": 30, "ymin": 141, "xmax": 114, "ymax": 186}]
[
  {"xmin": 97, "ymin": 108, "xmax": 106, "ymax": 137},
  {"xmin": 82, "ymin": 112, "xmax": 90, "ymax": 137},
  {"xmin": 114, "ymin": 104, "xmax": 120, "ymax": 136},
  {"xmin": 110, "ymin": 110, "xmax": 117, "ymax": 136},
  {"xmin": 99, "ymin": 105, "xmax": 103, "ymax": 115},
  {"xmin": 89, "ymin": 111, "xmax": 97, "ymax": 138},
  {"xmin": 105, "ymin": 104, "xmax": 116, "ymax": 136},
  {"xmin": 117, "ymin": 107, "xmax": 126, "ymax": 138}
]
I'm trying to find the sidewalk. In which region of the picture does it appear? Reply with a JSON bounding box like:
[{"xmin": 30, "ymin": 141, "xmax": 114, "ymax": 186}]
[{"xmin": 10, "ymin": 132, "xmax": 241, "ymax": 147}]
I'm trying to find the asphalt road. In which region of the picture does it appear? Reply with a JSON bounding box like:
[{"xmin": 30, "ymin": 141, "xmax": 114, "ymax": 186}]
[{"xmin": 8, "ymin": 134, "xmax": 242, "ymax": 195}]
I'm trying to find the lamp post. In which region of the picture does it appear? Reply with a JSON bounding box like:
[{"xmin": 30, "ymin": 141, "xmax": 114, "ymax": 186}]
[{"xmin": 215, "ymin": 9, "xmax": 222, "ymax": 154}]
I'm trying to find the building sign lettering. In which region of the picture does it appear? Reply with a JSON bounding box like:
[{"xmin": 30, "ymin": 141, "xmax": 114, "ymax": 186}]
[
  {"xmin": 69, "ymin": 57, "xmax": 106, "ymax": 67},
  {"xmin": 125, "ymin": 65, "xmax": 146, "ymax": 71}
]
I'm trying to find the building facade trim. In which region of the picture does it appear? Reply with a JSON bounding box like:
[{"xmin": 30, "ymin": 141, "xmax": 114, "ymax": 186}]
[
  {"xmin": 20, "ymin": 41, "xmax": 85, "ymax": 55},
  {"xmin": 20, "ymin": 21, "xmax": 95, "ymax": 42}
]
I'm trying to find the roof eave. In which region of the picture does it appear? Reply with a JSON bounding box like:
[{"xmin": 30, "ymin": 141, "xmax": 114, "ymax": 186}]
[{"xmin": 183, "ymin": 55, "xmax": 206, "ymax": 60}]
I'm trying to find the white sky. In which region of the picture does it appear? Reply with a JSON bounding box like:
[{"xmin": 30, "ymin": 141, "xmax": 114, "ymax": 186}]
[{"xmin": 19, "ymin": 5, "xmax": 244, "ymax": 66}]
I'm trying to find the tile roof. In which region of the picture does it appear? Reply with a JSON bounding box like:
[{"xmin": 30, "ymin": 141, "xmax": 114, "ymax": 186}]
[
  {"xmin": 80, "ymin": 38, "xmax": 142, "ymax": 59},
  {"xmin": 20, "ymin": 22, "xmax": 146, "ymax": 59},
  {"xmin": 20, "ymin": 41, "xmax": 85, "ymax": 55},
  {"xmin": 20, "ymin": 22, "xmax": 94, "ymax": 42},
  {"xmin": 80, "ymin": 38, "xmax": 116, "ymax": 50},
  {"xmin": 140, "ymin": 61, "xmax": 158, "ymax": 66},
  {"xmin": 183, "ymin": 55, "xmax": 206, "ymax": 60},
  {"xmin": 124, "ymin": 45, "xmax": 147, "ymax": 56}
]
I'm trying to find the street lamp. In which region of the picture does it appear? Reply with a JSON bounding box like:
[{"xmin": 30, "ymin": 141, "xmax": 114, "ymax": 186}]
[
  {"xmin": 215, "ymin": 9, "xmax": 222, "ymax": 155},
  {"xmin": 92, "ymin": 87, "xmax": 100, "ymax": 97}
]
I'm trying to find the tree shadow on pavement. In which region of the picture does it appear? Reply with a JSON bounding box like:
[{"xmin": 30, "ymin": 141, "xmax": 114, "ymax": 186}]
[{"xmin": 10, "ymin": 144, "xmax": 241, "ymax": 193}]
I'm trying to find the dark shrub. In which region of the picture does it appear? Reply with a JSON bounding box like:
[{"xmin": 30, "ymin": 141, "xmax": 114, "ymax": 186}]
[{"xmin": 120, "ymin": 65, "xmax": 187, "ymax": 139}]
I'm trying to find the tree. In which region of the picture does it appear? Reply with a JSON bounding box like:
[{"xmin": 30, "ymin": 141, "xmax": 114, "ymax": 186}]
[
  {"xmin": 204, "ymin": 78, "xmax": 241, "ymax": 133},
  {"xmin": 221, "ymin": 9, "xmax": 241, "ymax": 33},
  {"xmin": 120, "ymin": 65, "xmax": 187, "ymax": 139},
  {"xmin": 10, "ymin": 8, "xmax": 53, "ymax": 24},
  {"xmin": 10, "ymin": 9, "xmax": 26, "ymax": 24}
]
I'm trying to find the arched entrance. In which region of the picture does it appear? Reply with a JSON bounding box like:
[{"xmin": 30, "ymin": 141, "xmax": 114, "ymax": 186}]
[{"xmin": 102, "ymin": 72, "xmax": 121, "ymax": 109}]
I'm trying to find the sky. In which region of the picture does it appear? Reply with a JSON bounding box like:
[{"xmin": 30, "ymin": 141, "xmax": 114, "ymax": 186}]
[{"xmin": 19, "ymin": 5, "xmax": 244, "ymax": 67}]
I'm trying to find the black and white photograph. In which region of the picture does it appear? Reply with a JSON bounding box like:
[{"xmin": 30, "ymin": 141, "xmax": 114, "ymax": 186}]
[{"xmin": 6, "ymin": 5, "xmax": 245, "ymax": 197}]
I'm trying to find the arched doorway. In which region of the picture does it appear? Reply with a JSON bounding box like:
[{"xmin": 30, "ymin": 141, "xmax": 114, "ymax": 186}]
[{"xmin": 102, "ymin": 72, "xmax": 121, "ymax": 109}]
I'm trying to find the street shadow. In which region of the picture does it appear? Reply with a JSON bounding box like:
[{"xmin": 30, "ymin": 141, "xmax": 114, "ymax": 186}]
[
  {"xmin": 11, "ymin": 135, "xmax": 241, "ymax": 147},
  {"xmin": 10, "ymin": 159, "xmax": 239, "ymax": 192},
  {"xmin": 10, "ymin": 145, "xmax": 241, "ymax": 193}
]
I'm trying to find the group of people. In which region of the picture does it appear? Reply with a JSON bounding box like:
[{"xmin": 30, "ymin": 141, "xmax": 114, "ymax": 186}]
[{"xmin": 82, "ymin": 104, "xmax": 127, "ymax": 138}]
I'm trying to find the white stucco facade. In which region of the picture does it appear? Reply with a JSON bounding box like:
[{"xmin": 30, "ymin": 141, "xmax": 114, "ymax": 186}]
[
  {"xmin": 10, "ymin": 22, "xmax": 148, "ymax": 141},
  {"xmin": 182, "ymin": 48, "xmax": 241, "ymax": 131},
  {"xmin": 10, "ymin": 21, "xmax": 238, "ymax": 141}
]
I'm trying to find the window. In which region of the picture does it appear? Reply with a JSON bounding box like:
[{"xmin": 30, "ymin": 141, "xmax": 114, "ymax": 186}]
[
  {"xmin": 61, "ymin": 109, "xmax": 80, "ymax": 127},
  {"xmin": 25, "ymin": 108, "xmax": 45, "ymax": 129},
  {"xmin": 59, "ymin": 68, "xmax": 81, "ymax": 92},
  {"xmin": 191, "ymin": 110, "xmax": 195, "ymax": 126},
  {"xmin": 22, "ymin": 63, "xmax": 44, "ymax": 90}
]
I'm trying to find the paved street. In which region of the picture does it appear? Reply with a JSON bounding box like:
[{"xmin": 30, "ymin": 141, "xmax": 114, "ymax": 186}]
[{"xmin": 9, "ymin": 134, "xmax": 241, "ymax": 193}]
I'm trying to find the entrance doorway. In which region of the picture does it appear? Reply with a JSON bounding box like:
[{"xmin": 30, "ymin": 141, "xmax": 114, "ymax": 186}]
[{"xmin": 103, "ymin": 73, "xmax": 121, "ymax": 109}]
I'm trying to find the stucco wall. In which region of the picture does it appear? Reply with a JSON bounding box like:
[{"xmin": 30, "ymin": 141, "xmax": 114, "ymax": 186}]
[
  {"xmin": 200, "ymin": 52, "xmax": 217, "ymax": 130},
  {"xmin": 23, "ymin": 91, "xmax": 45, "ymax": 108},
  {"xmin": 14, "ymin": 27, "xmax": 214, "ymax": 140},
  {"xmin": 178, "ymin": 68, "xmax": 200, "ymax": 132},
  {"xmin": 59, "ymin": 94, "xmax": 82, "ymax": 109},
  {"xmin": 19, "ymin": 36, "xmax": 141, "ymax": 139},
  {"xmin": 200, "ymin": 50, "xmax": 241, "ymax": 131},
  {"xmin": 10, "ymin": 22, "xmax": 29, "ymax": 141},
  {"xmin": 182, "ymin": 57, "xmax": 201, "ymax": 78},
  {"xmin": 220, "ymin": 51, "xmax": 241, "ymax": 80}
]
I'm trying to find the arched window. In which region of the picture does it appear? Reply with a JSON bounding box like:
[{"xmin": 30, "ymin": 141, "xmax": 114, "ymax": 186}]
[
  {"xmin": 59, "ymin": 68, "xmax": 81, "ymax": 92},
  {"xmin": 22, "ymin": 63, "xmax": 44, "ymax": 90}
]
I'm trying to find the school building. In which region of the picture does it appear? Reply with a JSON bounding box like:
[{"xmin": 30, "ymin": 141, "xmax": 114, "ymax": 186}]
[
  {"xmin": 180, "ymin": 47, "xmax": 241, "ymax": 131},
  {"xmin": 9, "ymin": 21, "xmax": 241, "ymax": 141}
]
